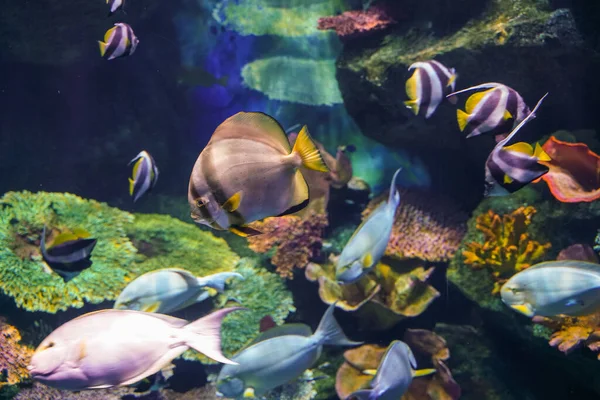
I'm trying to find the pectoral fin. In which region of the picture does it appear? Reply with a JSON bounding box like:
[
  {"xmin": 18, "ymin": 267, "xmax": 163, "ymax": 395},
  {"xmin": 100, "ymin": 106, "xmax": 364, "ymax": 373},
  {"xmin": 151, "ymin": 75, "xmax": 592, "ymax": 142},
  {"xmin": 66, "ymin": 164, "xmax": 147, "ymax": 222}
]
[
  {"xmin": 222, "ymin": 192, "xmax": 242, "ymax": 213},
  {"xmin": 511, "ymin": 303, "xmax": 535, "ymax": 317},
  {"xmin": 362, "ymin": 253, "xmax": 373, "ymax": 268},
  {"xmin": 243, "ymin": 387, "xmax": 256, "ymax": 398},
  {"xmin": 413, "ymin": 368, "xmax": 437, "ymax": 378},
  {"xmin": 503, "ymin": 174, "xmax": 513, "ymax": 184},
  {"xmin": 503, "ymin": 109, "xmax": 513, "ymax": 120}
]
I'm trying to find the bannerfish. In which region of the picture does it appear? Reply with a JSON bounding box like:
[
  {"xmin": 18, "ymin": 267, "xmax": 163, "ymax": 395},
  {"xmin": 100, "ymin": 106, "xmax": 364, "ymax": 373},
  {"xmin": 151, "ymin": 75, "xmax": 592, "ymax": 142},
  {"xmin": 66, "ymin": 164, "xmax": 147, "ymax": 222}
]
[
  {"xmin": 114, "ymin": 268, "xmax": 243, "ymax": 314},
  {"xmin": 40, "ymin": 226, "xmax": 97, "ymax": 279},
  {"xmin": 107, "ymin": 0, "xmax": 123, "ymax": 16},
  {"xmin": 447, "ymin": 82, "xmax": 530, "ymax": 139},
  {"xmin": 129, "ymin": 150, "xmax": 159, "ymax": 202},
  {"xmin": 188, "ymin": 112, "xmax": 329, "ymax": 237},
  {"xmin": 501, "ymin": 260, "xmax": 600, "ymax": 318},
  {"xmin": 484, "ymin": 93, "xmax": 550, "ymax": 197},
  {"xmin": 349, "ymin": 341, "xmax": 436, "ymax": 400},
  {"xmin": 216, "ymin": 303, "xmax": 361, "ymax": 398},
  {"xmin": 99, "ymin": 23, "xmax": 139, "ymax": 60},
  {"xmin": 404, "ymin": 60, "xmax": 457, "ymax": 118},
  {"xmin": 28, "ymin": 307, "xmax": 243, "ymax": 391},
  {"xmin": 336, "ymin": 168, "xmax": 402, "ymax": 284}
]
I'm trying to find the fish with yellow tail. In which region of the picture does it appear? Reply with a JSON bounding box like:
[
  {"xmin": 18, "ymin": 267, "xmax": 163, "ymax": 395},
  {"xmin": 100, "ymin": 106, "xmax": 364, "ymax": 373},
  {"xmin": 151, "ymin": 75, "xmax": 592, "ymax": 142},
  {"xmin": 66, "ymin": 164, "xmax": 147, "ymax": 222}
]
[
  {"xmin": 188, "ymin": 112, "xmax": 329, "ymax": 237},
  {"xmin": 447, "ymin": 82, "xmax": 530, "ymax": 139},
  {"xmin": 348, "ymin": 341, "xmax": 436, "ymax": 400},
  {"xmin": 336, "ymin": 168, "xmax": 402, "ymax": 284},
  {"xmin": 501, "ymin": 260, "xmax": 600, "ymax": 318},
  {"xmin": 128, "ymin": 150, "xmax": 159, "ymax": 202},
  {"xmin": 99, "ymin": 23, "xmax": 139, "ymax": 60},
  {"xmin": 216, "ymin": 303, "xmax": 361, "ymax": 399},
  {"xmin": 404, "ymin": 60, "xmax": 457, "ymax": 118},
  {"xmin": 28, "ymin": 307, "xmax": 244, "ymax": 390},
  {"xmin": 484, "ymin": 93, "xmax": 550, "ymax": 197}
]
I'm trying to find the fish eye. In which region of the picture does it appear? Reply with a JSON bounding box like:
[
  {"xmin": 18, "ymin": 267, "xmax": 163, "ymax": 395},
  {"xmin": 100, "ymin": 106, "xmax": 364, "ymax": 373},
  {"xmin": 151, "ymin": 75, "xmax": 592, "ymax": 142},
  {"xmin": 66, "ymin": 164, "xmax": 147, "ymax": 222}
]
[
  {"xmin": 44, "ymin": 341, "xmax": 55, "ymax": 349},
  {"xmin": 195, "ymin": 199, "xmax": 205, "ymax": 208}
]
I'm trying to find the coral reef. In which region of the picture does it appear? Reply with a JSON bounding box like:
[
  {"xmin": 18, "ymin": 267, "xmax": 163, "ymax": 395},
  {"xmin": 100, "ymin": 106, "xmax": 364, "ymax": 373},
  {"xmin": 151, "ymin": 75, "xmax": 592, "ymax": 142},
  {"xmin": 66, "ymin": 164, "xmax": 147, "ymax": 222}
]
[
  {"xmin": 538, "ymin": 136, "xmax": 600, "ymax": 203},
  {"xmin": 247, "ymin": 212, "xmax": 328, "ymax": 279},
  {"xmin": 306, "ymin": 257, "xmax": 439, "ymax": 329},
  {"xmin": 533, "ymin": 314, "xmax": 600, "ymax": 358},
  {"xmin": 462, "ymin": 206, "xmax": 551, "ymax": 294},
  {"xmin": 13, "ymin": 383, "xmax": 136, "ymax": 400},
  {"xmin": 317, "ymin": 5, "xmax": 397, "ymax": 40},
  {"xmin": 0, "ymin": 318, "xmax": 33, "ymax": 391},
  {"xmin": 362, "ymin": 190, "xmax": 468, "ymax": 262}
]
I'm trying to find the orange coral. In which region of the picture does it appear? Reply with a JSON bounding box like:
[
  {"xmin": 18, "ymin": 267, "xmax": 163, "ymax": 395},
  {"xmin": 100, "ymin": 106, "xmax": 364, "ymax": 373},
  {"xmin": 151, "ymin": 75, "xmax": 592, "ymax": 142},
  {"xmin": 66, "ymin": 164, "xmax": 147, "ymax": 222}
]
[
  {"xmin": 462, "ymin": 206, "xmax": 551, "ymax": 294},
  {"xmin": 533, "ymin": 314, "xmax": 600, "ymax": 358},
  {"xmin": 0, "ymin": 318, "xmax": 34, "ymax": 388},
  {"xmin": 247, "ymin": 211, "xmax": 328, "ymax": 279}
]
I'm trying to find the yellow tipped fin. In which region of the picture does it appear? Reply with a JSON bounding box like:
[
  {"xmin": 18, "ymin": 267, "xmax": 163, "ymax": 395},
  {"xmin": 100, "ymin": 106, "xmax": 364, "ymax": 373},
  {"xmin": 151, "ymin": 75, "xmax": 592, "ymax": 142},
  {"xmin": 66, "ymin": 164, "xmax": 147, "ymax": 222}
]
[
  {"xmin": 404, "ymin": 100, "xmax": 419, "ymax": 116},
  {"xmin": 362, "ymin": 369, "xmax": 377, "ymax": 376},
  {"xmin": 362, "ymin": 253, "xmax": 373, "ymax": 268},
  {"xmin": 413, "ymin": 368, "xmax": 437, "ymax": 378},
  {"xmin": 243, "ymin": 388, "xmax": 255, "ymax": 398},
  {"xmin": 405, "ymin": 71, "xmax": 419, "ymax": 100},
  {"xmin": 503, "ymin": 142, "xmax": 533, "ymax": 155},
  {"xmin": 222, "ymin": 191, "xmax": 242, "ymax": 213},
  {"xmin": 141, "ymin": 302, "xmax": 161, "ymax": 313},
  {"xmin": 503, "ymin": 174, "xmax": 513, "ymax": 184},
  {"xmin": 465, "ymin": 89, "xmax": 492, "ymax": 113},
  {"xmin": 511, "ymin": 303, "xmax": 535, "ymax": 317},
  {"xmin": 229, "ymin": 225, "xmax": 262, "ymax": 237},
  {"xmin": 292, "ymin": 126, "xmax": 329, "ymax": 172},
  {"xmin": 129, "ymin": 178, "xmax": 135, "ymax": 196},
  {"xmin": 98, "ymin": 41, "xmax": 108, "ymax": 57},
  {"xmin": 534, "ymin": 143, "xmax": 551, "ymax": 161},
  {"xmin": 503, "ymin": 109, "xmax": 513, "ymax": 120},
  {"xmin": 457, "ymin": 109, "xmax": 469, "ymax": 132}
]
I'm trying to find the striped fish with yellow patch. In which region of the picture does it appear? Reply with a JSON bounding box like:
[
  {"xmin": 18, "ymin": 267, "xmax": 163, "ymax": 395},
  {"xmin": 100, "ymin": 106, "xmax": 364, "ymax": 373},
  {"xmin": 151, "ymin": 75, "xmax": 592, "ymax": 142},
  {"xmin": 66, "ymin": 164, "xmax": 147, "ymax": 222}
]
[
  {"xmin": 448, "ymin": 82, "xmax": 530, "ymax": 139},
  {"xmin": 98, "ymin": 23, "xmax": 139, "ymax": 60},
  {"xmin": 128, "ymin": 150, "xmax": 159, "ymax": 202},
  {"xmin": 484, "ymin": 93, "xmax": 550, "ymax": 197},
  {"xmin": 404, "ymin": 60, "xmax": 457, "ymax": 119},
  {"xmin": 188, "ymin": 112, "xmax": 329, "ymax": 237}
]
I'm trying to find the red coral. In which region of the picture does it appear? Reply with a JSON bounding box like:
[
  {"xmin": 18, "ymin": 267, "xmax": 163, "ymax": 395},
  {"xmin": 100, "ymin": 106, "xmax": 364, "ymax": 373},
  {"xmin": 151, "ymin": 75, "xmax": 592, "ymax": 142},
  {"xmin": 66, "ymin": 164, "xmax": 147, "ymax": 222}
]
[
  {"xmin": 247, "ymin": 212, "xmax": 328, "ymax": 279},
  {"xmin": 362, "ymin": 190, "xmax": 467, "ymax": 262},
  {"xmin": 317, "ymin": 5, "xmax": 397, "ymax": 40}
]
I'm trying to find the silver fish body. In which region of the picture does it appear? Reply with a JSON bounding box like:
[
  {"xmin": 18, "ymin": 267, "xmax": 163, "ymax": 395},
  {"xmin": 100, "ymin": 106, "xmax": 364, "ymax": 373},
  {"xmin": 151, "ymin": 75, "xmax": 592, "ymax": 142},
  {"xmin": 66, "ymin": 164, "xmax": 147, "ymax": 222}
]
[
  {"xmin": 128, "ymin": 150, "xmax": 159, "ymax": 202},
  {"xmin": 114, "ymin": 268, "xmax": 243, "ymax": 313},
  {"xmin": 501, "ymin": 260, "xmax": 600, "ymax": 317},
  {"xmin": 28, "ymin": 308, "xmax": 241, "ymax": 391},
  {"xmin": 99, "ymin": 23, "xmax": 139, "ymax": 60},
  {"xmin": 336, "ymin": 169, "xmax": 402, "ymax": 284},
  {"xmin": 404, "ymin": 60, "xmax": 457, "ymax": 118}
]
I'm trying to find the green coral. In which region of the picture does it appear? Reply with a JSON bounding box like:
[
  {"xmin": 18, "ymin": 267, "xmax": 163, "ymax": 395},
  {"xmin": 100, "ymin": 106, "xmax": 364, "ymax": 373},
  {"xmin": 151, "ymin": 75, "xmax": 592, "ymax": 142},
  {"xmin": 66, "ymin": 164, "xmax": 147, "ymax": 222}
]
[
  {"xmin": 0, "ymin": 191, "xmax": 137, "ymax": 313},
  {"xmin": 241, "ymin": 56, "xmax": 343, "ymax": 106}
]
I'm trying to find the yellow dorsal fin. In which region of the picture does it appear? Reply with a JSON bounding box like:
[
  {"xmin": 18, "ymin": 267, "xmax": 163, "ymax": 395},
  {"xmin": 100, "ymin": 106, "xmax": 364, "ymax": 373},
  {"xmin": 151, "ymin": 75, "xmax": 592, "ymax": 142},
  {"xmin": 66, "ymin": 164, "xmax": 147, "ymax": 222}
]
[
  {"xmin": 405, "ymin": 70, "xmax": 419, "ymax": 101},
  {"xmin": 104, "ymin": 26, "xmax": 117, "ymax": 43},
  {"xmin": 457, "ymin": 109, "xmax": 469, "ymax": 132},
  {"xmin": 98, "ymin": 41, "xmax": 108, "ymax": 57},
  {"xmin": 50, "ymin": 233, "xmax": 79, "ymax": 248},
  {"xmin": 465, "ymin": 89, "xmax": 492, "ymax": 113},
  {"xmin": 129, "ymin": 178, "xmax": 135, "ymax": 196},
  {"xmin": 141, "ymin": 302, "xmax": 161, "ymax": 313},
  {"xmin": 534, "ymin": 143, "xmax": 551, "ymax": 161},
  {"xmin": 222, "ymin": 192, "xmax": 242, "ymax": 213},
  {"xmin": 503, "ymin": 142, "xmax": 534, "ymax": 155},
  {"xmin": 504, "ymin": 174, "xmax": 513, "ymax": 184},
  {"xmin": 413, "ymin": 368, "xmax": 437, "ymax": 378},
  {"xmin": 503, "ymin": 109, "xmax": 513, "ymax": 120},
  {"xmin": 404, "ymin": 100, "xmax": 419, "ymax": 116},
  {"xmin": 362, "ymin": 369, "xmax": 377, "ymax": 376},
  {"xmin": 362, "ymin": 252, "xmax": 373, "ymax": 268},
  {"xmin": 292, "ymin": 126, "xmax": 329, "ymax": 172}
]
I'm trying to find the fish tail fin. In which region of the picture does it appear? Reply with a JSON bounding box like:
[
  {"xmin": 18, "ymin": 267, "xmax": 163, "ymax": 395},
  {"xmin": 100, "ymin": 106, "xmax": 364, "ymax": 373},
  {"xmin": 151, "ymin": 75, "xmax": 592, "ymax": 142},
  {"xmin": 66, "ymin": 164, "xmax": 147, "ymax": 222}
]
[
  {"xmin": 404, "ymin": 100, "xmax": 419, "ymax": 115},
  {"xmin": 128, "ymin": 178, "xmax": 135, "ymax": 196},
  {"xmin": 292, "ymin": 126, "xmax": 329, "ymax": 172},
  {"xmin": 314, "ymin": 303, "xmax": 362, "ymax": 347},
  {"xmin": 457, "ymin": 109, "xmax": 469, "ymax": 132},
  {"xmin": 196, "ymin": 272, "xmax": 244, "ymax": 292},
  {"xmin": 348, "ymin": 389, "xmax": 376, "ymax": 400},
  {"xmin": 98, "ymin": 41, "xmax": 107, "ymax": 57},
  {"xmin": 387, "ymin": 168, "xmax": 402, "ymax": 205},
  {"xmin": 183, "ymin": 307, "xmax": 246, "ymax": 365},
  {"xmin": 413, "ymin": 368, "xmax": 437, "ymax": 378},
  {"xmin": 534, "ymin": 142, "xmax": 551, "ymax": 161}
]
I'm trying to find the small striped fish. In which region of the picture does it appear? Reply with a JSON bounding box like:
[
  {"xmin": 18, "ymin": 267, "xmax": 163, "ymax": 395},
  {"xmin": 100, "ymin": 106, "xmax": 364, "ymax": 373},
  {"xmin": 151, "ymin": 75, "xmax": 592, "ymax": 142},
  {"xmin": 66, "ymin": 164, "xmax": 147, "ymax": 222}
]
[
  {"xmin": 107, "ymin": 0, "xmax": 123, "ymax": 16},
  {"xmin": 484, "ymin": 93, "xmax": 550, "ymax": 197},
  {"xmin": 98, "ymin": 23, "xmax": 139, "ymax": 60},
  {"xmin": 448, "ymin": 82, "xmax": 530, "ymax": 138},
  {"xmin": 404, "ymin": 60, "xmax": 457, "ymax": 119},
  {"xmin": 128, "ymin": 150, "xmax": 159, "ymax": 202}
]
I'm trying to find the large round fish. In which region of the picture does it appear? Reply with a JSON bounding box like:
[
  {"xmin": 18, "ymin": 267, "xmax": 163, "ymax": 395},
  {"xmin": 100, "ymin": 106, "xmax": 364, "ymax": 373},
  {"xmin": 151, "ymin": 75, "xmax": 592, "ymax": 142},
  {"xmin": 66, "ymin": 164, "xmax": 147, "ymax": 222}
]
[
  {"xmin": 28, "ymin": 308, "xmax": 242, "ymax": 390},
  {"xmin": 501, "ymin": 260, "xmax": 600, "ymax": 317},
  {"xmin": 188, "ymin": 112, "xmax": 329, "ymax": 237},
  {"xmin": 216, "ymin": 303, "xmax": 361, "ymax": 398}
]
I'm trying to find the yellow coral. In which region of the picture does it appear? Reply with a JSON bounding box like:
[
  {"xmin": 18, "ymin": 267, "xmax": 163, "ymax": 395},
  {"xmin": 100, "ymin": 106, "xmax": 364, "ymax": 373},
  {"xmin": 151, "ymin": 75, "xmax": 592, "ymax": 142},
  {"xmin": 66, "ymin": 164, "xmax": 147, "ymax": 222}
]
[
  {"xmin": 462, "ymin": 206, "xmax": 551, "ymax": 294},
  {"xmin": 0, "ymin": 319, "xmax": 34, "ymax": 388}
]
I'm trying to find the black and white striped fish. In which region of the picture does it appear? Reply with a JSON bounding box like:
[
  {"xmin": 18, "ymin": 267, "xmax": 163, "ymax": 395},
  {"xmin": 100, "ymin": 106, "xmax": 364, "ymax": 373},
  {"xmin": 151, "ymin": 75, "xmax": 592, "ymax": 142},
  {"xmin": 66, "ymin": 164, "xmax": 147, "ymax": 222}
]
[
  {"xmin": 404, "ymin": 60, "xmax": 457, "ymax": 119},
  {"xmin": 448, "ymin": 83, "xmax": 530, "ymax": 139},
  {"xmin": 129, "ymin": 151, "xmax": 159, "ymax": 202},
  {"xmin": 107, "ymin": 0, "xmax": 124, "ymax": 16},
  {"xmin": 484, "ymin": 93, "xmax": 550, "ymax": 197},
  {"xmin": 98, "ymin": 23, "xmax": 139, "ymax": 61}
]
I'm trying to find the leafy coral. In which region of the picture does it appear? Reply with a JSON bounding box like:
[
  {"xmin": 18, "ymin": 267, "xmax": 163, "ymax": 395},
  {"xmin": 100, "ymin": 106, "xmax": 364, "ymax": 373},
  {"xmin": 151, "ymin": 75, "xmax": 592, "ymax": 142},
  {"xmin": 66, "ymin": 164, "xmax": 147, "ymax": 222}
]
[
  {"xmin": 532, "ymin": 313, "xmax": 600, "ymax": 359},
  {"xmin": 462, "ymin": 206, "xmax": 551, "ymax": 294},
  {"xmin": 0, "ymin": 318, "xmax": 33, "ymax": 391}
]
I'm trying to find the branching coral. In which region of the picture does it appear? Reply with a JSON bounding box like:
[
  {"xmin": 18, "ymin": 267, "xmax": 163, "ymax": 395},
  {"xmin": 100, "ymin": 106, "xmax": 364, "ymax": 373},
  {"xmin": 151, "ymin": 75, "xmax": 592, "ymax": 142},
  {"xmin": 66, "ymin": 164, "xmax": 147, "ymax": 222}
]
[
  {"xmin": 247, "ymin": 212, "xmax": 328, "ymax": 279},
  {"xmin": 462, "ymin": 206, "xmax": 551, "ymax": 294},
  {"xmin": 362, "ymin": 190, "xmax": 467, "ymax": 262},
  {"xmin": 533, "ymin": 314, "xmax": 600, "ymax": 358},
  {"xmin": 0, "ymin": 318, "xmax": 33, "ymax": 390},
  {"xmin": 317, "ymin": 5, "xmax": 397, "ymax": 40}
]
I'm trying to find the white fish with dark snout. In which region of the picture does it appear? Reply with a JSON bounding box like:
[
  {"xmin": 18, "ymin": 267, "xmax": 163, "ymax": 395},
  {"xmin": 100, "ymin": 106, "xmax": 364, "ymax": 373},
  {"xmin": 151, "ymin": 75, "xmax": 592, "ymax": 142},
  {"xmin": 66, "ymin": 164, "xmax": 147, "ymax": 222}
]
[
  {"xmin": 114, "ymin": 268, "xmax": 243, "ymax": 313},
  {"xmin": 335, "ymin": 169, "xmax": 402, "ymax": 284},
  {"xmin": 216, "ymin": 303, "xmax": 362, "ymax": 399},
  {"xmin": 501, "ymin": 260, "xmax": 600, "ymax": 317},
  {"xmin": 348, "ymin": 340, "xmax": 435, "ymax": 400},
  {"xmin": 28, "ymin": 307, "xmax": 243, "ymax": 390}
]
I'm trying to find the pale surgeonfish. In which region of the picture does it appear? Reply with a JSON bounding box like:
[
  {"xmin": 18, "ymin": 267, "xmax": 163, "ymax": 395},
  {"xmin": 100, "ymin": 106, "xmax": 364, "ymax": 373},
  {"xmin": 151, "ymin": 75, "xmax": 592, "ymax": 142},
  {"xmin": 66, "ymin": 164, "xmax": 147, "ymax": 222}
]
[
  {"xmin": 113, "ymin": 268, "xmax": 243, "ymax": 314},
  {"xmin": 348, "ymin": 340, "xmax": 436, "ymax": 400},
  {"xmin": 188, "ymin": 112, "xmax": 329, "ymax": 237},
  {"xmin": 216, "ymin": 302, "xmax": 362, "ymax": 399},
  {"xmin": 501, "ymin": 260, "xmax": 600, "ymax": 318},
  {"xmin": 404, "ymin": 60, "xmax": 457, "ymax": 119},
  {"xmin": 128, "ymin": 150, "xmax": 159, "ymax": 202},
  {"xmin": 336, "ymin": 168, "xmax": 402, "ymax": 284},
  {"xmin": 27, "ymin": 307, "xmax": 244, "ymax": 390}
]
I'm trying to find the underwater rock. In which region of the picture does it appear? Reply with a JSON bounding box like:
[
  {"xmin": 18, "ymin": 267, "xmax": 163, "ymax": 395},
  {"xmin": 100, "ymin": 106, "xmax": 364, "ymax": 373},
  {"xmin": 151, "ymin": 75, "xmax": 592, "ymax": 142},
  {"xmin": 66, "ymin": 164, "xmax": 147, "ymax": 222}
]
[{"xmin": 0, "ymin": 318, "xmax": 33, "ymax": 393}]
